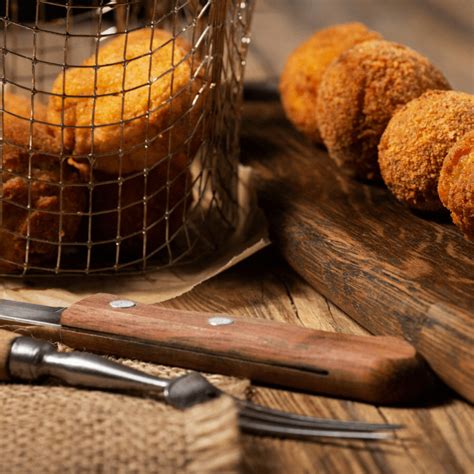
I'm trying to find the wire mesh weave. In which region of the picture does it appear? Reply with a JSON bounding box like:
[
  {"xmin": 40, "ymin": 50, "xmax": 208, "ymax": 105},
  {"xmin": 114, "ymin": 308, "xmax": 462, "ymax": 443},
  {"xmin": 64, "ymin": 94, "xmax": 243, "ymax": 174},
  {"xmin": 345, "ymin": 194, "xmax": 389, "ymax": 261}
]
[{"xmin": 0, "ymin": 0, "xmax": 254, "ymax": 276}]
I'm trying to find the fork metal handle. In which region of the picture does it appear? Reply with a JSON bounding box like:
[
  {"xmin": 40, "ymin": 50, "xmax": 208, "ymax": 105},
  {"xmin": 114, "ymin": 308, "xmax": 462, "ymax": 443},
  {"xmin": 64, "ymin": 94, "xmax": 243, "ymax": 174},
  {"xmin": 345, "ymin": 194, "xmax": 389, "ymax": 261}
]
[{"xmin": 7, "ymin": 335, "xmax": 170, "ymax": 394}]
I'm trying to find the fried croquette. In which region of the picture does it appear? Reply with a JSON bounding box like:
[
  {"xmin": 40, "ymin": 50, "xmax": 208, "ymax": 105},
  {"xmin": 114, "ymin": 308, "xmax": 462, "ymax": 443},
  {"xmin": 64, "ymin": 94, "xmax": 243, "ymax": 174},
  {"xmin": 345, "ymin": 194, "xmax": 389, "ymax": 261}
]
[
  {"xmin": 438, "ymin": 131, "xmax": 474, "ymax": 239},
  {"xmin": 48, "ymin": 28, "xmax": 205, "ymax": 175},
  {"xmin": 0, "ymin": 94, "xmax": 86, "ymax": 272},
  {"xmin": 90, "ymin": 154, "xmax": 191, "ymax": 260},
  {"xmin": 379, "ymin": 90, "xmax": 474, "ymax": 211},
  {"xmin": 316, "ymin": 40, "xmax": 450, "ymax": 180},
  {"xmin": 280, "ymin": 22, "xmax": 382, "ymax": 144}
]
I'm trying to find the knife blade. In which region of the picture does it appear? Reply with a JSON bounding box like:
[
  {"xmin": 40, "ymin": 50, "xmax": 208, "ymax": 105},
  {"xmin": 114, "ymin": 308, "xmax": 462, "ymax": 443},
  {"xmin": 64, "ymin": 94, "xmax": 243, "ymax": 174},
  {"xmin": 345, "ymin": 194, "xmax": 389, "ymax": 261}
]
[
  {"xmin": 0, "ymin": 299, "xmax": 64, "ymax": 326},
  {"xmin": 0, "ymin": 293, "xmax": 437, "ymax": 404}
]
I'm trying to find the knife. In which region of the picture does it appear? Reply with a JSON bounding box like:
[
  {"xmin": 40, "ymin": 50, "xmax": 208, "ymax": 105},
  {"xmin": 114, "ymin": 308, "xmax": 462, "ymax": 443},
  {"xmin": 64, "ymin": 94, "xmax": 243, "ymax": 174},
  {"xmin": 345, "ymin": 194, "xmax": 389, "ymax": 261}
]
[{"xmin": 0, "ymin": 293, "xmax": 436, "ymax": 404}]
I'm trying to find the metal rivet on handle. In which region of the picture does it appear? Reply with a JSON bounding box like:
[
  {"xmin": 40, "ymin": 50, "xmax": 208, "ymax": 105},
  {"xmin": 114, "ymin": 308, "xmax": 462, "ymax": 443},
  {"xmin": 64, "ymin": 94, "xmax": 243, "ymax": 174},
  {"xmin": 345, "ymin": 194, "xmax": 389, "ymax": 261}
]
[
  {"xmin": 208, "ymin": 316, "xmax": 234, "ymax": 326},
  {"xmin": 109, "ymin": 299, "xmax": 136, "ymax": 309}
]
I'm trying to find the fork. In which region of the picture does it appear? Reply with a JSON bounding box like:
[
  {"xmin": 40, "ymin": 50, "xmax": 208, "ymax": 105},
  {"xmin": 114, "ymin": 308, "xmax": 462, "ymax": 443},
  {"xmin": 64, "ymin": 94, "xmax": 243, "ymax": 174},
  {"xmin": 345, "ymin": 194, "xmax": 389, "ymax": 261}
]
[{"xmin": 0, "ymin": 330, "xmax": 402, "ymax": 441}]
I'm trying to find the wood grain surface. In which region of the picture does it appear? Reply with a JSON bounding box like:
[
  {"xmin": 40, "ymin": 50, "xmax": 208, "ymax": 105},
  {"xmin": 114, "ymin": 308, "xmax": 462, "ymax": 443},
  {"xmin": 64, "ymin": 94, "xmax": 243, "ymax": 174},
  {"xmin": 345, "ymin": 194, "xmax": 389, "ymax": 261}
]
[
  {"xmin": 162, "ymin": 251, "xmax": 473, "ymax": 474},
  {"xmin": 240, "ymin": 99, "xmax": 474, "ymax": 403},
  {"xmin": 2, "ymin": 223, "xmax": 471, "ymax": 472},
  {"xmin": 59, "ymin": 293, "xmax": 435, "ymax": 404}
]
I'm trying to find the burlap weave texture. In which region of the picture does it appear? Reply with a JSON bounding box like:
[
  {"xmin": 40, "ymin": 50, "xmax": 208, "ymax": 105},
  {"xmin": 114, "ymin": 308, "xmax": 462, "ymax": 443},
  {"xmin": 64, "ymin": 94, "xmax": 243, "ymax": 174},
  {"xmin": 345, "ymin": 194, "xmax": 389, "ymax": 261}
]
[{"xmin": 0, "ymin": 353, "xmax": 249, "ymax": 473}]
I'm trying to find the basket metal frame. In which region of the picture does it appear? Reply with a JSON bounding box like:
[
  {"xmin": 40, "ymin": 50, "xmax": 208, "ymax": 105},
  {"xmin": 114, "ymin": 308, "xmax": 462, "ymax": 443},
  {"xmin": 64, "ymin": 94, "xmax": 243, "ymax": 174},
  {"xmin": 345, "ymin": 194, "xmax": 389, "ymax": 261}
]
[{"xmin": 0, "ymin": 0, "xmax": 254, "ymax": 276}]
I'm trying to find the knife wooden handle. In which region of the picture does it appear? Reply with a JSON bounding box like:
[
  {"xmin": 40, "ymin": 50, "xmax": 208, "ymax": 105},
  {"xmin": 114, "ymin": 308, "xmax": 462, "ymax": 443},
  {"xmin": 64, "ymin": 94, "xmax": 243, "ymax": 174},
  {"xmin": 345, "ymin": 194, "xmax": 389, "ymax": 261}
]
[{"xmin": 58, "ymin": 293, "xmax": 437, "ymax": 404}]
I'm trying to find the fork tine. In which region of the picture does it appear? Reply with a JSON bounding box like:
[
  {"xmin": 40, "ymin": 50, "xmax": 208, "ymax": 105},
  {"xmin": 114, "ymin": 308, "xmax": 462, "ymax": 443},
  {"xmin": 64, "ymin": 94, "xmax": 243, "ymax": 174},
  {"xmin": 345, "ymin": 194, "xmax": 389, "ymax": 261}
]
[
  {"xmin": 238, "ymin": 417, "xmax": 396, "ymax": 441},
  {"xmin": 236, "ymin": 400, "xmax": 403, "ymax": 432}
]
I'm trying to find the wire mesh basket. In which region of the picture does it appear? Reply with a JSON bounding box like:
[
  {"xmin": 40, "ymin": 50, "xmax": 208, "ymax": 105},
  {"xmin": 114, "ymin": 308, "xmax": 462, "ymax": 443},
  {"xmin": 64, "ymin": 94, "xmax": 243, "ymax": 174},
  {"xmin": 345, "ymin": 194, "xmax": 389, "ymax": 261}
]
[{"xmin": 0, "ymin": 0, "xmax": 254, "ymax": 276}]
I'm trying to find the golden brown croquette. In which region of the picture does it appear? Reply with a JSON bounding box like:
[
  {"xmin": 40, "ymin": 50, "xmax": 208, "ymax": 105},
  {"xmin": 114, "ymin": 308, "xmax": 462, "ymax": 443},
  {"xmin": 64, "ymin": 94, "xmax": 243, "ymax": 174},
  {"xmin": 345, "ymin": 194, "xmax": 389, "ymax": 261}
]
[
  {"xmin": 47, "ymin": 28, "xmax": 205, "ymax": 176},
  {"xmin": 0, "ymin": 94, "xmax": 86, "ymax": 272},
  {"xmin": 280, "ymin": 22, "xmax": 382, "ymax": 144},
  {"xmin": 379, "ymin": 90, "xmax": 474, "ymax": 211},
  {"xmin": 316, "ymin": 40, "xmax": 450, "ymax": 180},
  {"xmin": 438, "ymin": 131, "xmax": 474, "ymax": 239}
]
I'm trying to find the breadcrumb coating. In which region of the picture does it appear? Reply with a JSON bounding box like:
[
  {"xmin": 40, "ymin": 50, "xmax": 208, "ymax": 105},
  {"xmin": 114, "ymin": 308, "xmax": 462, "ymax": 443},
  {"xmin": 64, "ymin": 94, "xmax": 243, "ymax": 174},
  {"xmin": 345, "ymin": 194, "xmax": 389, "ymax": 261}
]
[
  {"xmin": 379, "ymin": 90, "xmax": 474, "ymax": 211},
  {"xmin": 280, "ymin": 22, "xmax": 382, "ymax": 144},
  {"xmin": 438, "ymin": 131, "xmax": 474, "ymax": 239},
  {"xmin": 0, "ymin": 94, "xmax": 86, "ymax": 272},
  {"xmin": 48, "ymin": 28, "xmax": 205, "ymax": 175},
  {"xmin": 316, "ymin": 40, "xmax": 450, "ymax": 180}
]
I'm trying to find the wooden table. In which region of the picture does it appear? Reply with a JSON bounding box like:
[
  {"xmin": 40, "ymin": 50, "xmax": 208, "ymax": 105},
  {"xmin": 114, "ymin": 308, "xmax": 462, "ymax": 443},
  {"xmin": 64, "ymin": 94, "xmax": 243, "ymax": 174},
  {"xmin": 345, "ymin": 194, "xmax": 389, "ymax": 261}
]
[
  {"xmin": 165, "ymin": 0, "xmax": 474, "ymax": 447},
  {"xmin": 3, "ymin": 2, "xmax": 472, "ymax": 470},
  {"xmin": 224, "ymin": 2, "xmax": 473, "ymax": 468},
  {"xmin": 162, "ymin": 248, "xmax": 472, "ymax": 473}
]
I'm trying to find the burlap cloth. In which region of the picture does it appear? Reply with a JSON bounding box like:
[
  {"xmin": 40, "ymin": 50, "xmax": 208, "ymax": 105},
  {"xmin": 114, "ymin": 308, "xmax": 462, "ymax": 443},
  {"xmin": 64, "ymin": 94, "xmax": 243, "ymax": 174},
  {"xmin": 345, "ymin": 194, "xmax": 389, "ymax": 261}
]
[{"xmin": 0, "ymin": 346, "xmax": 250, "ymax": 473}]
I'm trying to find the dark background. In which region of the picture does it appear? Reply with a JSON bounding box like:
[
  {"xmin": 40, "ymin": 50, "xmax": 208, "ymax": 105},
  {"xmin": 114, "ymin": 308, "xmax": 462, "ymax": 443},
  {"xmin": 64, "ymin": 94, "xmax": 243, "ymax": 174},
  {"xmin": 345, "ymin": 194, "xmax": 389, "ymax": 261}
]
[
  {"xmin": 247, "ymin": 0, "xmax": 474, "ymax": 93},
  {"xmin": 2, "ymin": 0, "xmax": 473, "ymax": 92}
]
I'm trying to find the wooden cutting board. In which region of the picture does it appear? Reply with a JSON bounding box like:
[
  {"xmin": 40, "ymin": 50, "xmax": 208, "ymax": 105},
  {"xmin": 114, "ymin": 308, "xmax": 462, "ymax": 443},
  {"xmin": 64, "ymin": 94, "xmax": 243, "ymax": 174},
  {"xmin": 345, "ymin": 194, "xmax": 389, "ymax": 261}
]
[{"xmin": 241, "ymin": 98, "xmax": 474, "ymax": 402}]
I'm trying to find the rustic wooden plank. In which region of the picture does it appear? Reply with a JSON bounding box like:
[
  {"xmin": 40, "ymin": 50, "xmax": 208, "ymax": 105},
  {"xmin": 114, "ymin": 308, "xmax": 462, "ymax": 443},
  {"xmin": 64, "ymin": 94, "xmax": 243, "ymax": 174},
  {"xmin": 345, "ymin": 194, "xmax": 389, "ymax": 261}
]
[
  {"xmin": 163, "ymin": 250, "xmax": 473, "ymax": 473},
  {"xmin": 240, "ymin": 99, "xmax": 474, "ymax": 403}
]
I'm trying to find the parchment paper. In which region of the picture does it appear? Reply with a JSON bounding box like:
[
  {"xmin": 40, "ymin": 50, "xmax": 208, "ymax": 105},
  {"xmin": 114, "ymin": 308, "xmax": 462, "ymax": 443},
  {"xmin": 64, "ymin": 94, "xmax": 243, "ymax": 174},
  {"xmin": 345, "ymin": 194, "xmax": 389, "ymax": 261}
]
[{"xmin": 0, "ymin": 165, "xmax": 270, "ymax": 307}]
